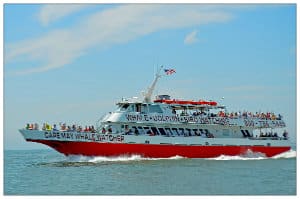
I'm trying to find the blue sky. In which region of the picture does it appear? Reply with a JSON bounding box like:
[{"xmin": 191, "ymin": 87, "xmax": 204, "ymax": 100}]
[{"xmin": 4, "ymin": 4, "xmax": 296, "ymax": 150}]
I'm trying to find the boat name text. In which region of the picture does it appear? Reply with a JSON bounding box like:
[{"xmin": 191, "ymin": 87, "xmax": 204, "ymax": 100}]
[
  {"xmin": 125, "ymin": 114, "xmax": 230, "ymax": 125},
  {"xmin": 44, "ymin": 131, "xmax": 125, "ymax": 142}
]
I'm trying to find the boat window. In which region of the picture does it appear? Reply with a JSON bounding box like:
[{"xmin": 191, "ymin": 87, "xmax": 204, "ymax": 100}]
[
  {"xmin": 138, "ymin": 126, "xmax": 144, "ymax": 134},
  {"xmin": 172, "ymin": 128, "xmax": 180, "ymax": 136},
  {"xmin": 121, "ymin": 104, "xmax": 130, "ymax": 111},
  {"xmin": 141, "ymin": 104, "xmax": 148, "ymax": 113},
  {"xmin": 126, "ymin": 104, "xmax": 134, "ymax": 112},
  {"xmin": 143, "ymin": 127, "xmax": 151, "ymax": 135},
  {"xmin": 193, "ymin": 129, "xmax": 200, "ymax": 136},
  {"xmin": 135, "ymin": 104, "xmax": 142, "ymax": 112},
  {"xmin": 148, "ymin": 104, "xmax": 163, "ymax": 113},
  {"xmin": 199, "ymin": 129, "xmax": 204, "ymax": 135},
  {"xmin": 151, "ymin": 127, "xmax": 159, "ymax": 135},
  {"xmin": 179, "ymin": 128, "xmax": 185, "ymax": 136},
  {"xmin": 186, "ymin": 128, "xmax": 192, "ymax": 136},
  {"xmin": 165, "ymin": 128, "xmax": 173, "ymax": 136},
  {"xmin": 158, "ymin": 128, "xmax": 166, "ymax": 135},
  {"xmin": 245, "ymin": 130, "xmax": 252, "ymax": 137}
]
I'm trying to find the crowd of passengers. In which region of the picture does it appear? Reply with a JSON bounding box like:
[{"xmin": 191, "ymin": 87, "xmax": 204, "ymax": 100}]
[
  {"xmin": 188, "ymin": 110, "xmax": 282, "ymax": 120},
  {"xmin": 25, "ymin": 123, "xmax": 96, "ymax": 133}
]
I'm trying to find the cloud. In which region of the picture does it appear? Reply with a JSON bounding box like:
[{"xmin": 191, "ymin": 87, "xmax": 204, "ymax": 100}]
[
  {"xmin": 184, "ymin": 30, "xmax": 198, "ymax": 45},
  {"xmin": 38, "ymin": 4, "xmax": 89, "ymax": 26},
  {"xmin": 6, "ymin": 4, "xmax": 234, "ymax": 75}
]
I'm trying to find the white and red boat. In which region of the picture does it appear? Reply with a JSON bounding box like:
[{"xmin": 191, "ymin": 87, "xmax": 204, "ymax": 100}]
[{"xmin": 20, "ymin": 67, "xmax": 291, "ymax": 158}]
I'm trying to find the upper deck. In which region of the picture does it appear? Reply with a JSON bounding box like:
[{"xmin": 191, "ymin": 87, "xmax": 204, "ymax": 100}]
[{"xmin": 103, "ymin": 95, "xmax": 286, "ymax": 129}]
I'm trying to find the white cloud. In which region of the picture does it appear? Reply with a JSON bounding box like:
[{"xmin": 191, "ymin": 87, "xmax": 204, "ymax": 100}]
[
  {"xmin": 38, "ymin": 4, "xmax": 89, "ymax": 26},
  {"xmin": 6, "ymin": 4, "xmax": 234, "ymax": 75},
  {"xmin": 184, "ymin": 30, "xmax": 198, "ymax": 45}
]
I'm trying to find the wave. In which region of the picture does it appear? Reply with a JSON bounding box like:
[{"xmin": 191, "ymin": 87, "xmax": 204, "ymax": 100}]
[{"xmin": 207, "ymin": 149, "xmax": 296, "ymax": 161}]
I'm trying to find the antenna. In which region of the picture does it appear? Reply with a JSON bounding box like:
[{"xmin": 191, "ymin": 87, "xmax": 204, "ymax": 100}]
[{"xmin": 143, "ymin": 65, "xmax": 163, "ymax": 103}]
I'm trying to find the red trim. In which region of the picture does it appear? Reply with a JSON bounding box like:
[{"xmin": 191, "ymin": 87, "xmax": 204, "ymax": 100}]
[
  {"xmin": 154, "ymin": 99, "xmax": 217, "ymax": 106},
  {"xmin": 27, "ymin": 139, "xmax": 290, "ymax": 158}
]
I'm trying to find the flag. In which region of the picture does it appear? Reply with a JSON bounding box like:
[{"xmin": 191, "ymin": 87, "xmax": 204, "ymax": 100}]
[{"xmin": 164, "ymin": 68, "xmax": 176, "ymax": 75}]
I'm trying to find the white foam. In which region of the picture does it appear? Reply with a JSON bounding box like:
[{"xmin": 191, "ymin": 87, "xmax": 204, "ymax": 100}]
[
  {"xmin": 65, "ymin": 150, "xmax": 296, "ymax": 163},
  {"xmin": 66, "ymin": 154, "xmax": 185, "ymax": 163},
  {"xmin": 271, "ymin": 149, "xmax": 296, "ymax": 159},
  {"xmin": 207, "ymin": 154, "xmax": 267, "ymax": 161},
  {"xmin": 207, "ymin": 149, "xmax": 296, "ymax": 161}
]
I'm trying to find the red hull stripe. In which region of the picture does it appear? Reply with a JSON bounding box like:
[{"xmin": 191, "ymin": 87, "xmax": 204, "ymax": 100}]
[{"xmin": 27, "ymin": 139, "xmax": 291, "ymax": 158}]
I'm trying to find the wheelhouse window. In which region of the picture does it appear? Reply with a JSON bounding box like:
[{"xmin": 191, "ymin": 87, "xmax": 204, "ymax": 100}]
[
  {"xmin": 135, "ymin": 104, "xmax": 142, "ymax": 112},
  {"xmin": 119, "ymin": 104, "xmax": 130, "ymax": 111}
]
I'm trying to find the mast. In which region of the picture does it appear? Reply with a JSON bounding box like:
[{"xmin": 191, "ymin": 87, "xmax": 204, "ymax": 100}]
[{"xmin": 143, "ymin": 65, "xmax": 163, "ymax": 103}]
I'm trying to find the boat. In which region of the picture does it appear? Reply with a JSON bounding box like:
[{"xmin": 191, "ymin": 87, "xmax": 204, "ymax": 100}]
[{"xmin": 19, "ymin": 67, "xmax": 291, "ymax": 158}]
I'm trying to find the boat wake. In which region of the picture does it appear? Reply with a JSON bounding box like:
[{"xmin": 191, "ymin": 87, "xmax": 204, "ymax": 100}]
[
  {"xmin": 43, "ymin": 150, "xmax": 296, "ymax": 167},
  {"xmin": 207, "ymin": 149, "xmax": 296, "ymax": 161},
  {"xmin": 66, "ymin": 154, "xmax": 185, "ymax": 163}
]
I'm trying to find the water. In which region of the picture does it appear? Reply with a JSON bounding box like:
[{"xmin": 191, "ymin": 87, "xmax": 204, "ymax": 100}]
[{"xmin": 4, "ymin": 149, "xmax": 296, "ymax": 195}]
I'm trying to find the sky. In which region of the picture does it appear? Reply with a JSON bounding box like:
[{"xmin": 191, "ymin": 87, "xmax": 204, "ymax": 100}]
[{"xmin": 3, "ymin": 4, "xmax": 296, "ymax": 150}]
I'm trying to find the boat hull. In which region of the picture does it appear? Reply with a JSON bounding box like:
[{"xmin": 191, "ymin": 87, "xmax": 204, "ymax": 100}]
[{"xmin": 26, "ymin": 139, "xmax": 290, "ymax": 158}]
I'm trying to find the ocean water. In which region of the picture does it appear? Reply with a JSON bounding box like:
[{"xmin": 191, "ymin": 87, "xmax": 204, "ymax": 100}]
[{"xmin": 4, "ymin": 149, "xmax": 296, "ymax": 195}]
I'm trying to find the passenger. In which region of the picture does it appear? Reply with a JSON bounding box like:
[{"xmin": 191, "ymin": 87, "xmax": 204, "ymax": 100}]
[
  {"xmin": 283, "ymin": 130, "xmax": 288, "ymax": 139},
  {"xmin": 26, "ymin": 123, "xmax": 30, "ymax": 130},
  {"xmin": 148, "ymin": 130, "xmax": 155, "ymax": 136},
  {"xmin": 42, "ymin": 123, "xmax": 46, "ymax": 130},
  {"xmin": 60, "ymin": 123, "xmax": 66, "ymax": 131},
  {"xmin": 46, "ymin": 123, "xmax": 52, "ymax": 131},
  {"xmin": 91, "ymin": 126, "xmax": 96, "ymax": 133},
  {"xmin": 207, "ymin": 133, "xmax": 214, "ymax": 138},
  {"xmin": 33, "ymin": 123, "xmax": 39, "ymax": 130},
  {"xmin": 102, "ymin": 127, "xmax": 106, "ymax": 134},
  {"xmin": 84, "ymin": 126, "xmax": 89, "ymax": 132},
  {"xmin": 29, "ymin": 124, "xmax": 33, "ymax": 130},
  {"xmin": 53, "ymin": 124, "xmax": 58, "ymax": 131},
  {"xmin": 134, "ymin": 127, "xmax": 139, "ymax": 135},
  {"xmin": 108, "ymin": 127, "xmax": 112, "ymax": 134},
  {"xmin": 125, "ymin": 128, "xmax": 132, "ymax": 135}
]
